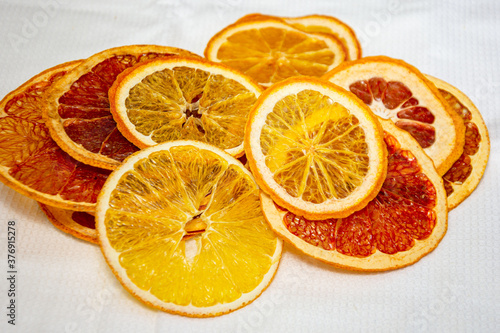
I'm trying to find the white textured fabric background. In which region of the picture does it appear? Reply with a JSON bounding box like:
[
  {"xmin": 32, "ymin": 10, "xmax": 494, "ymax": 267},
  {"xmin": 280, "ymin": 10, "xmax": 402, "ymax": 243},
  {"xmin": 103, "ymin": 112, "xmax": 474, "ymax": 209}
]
[{"xmin": 0, "ymin": 0, "xmax": 499, "ymax": 332}]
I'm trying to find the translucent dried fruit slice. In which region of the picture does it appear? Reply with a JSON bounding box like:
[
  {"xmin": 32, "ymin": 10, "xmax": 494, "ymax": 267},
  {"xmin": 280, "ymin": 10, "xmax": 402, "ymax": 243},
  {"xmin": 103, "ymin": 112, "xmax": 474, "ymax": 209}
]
[
  {"xmin": 323, "ymin": 56, "xmax": 465, "ymax": 175},
  {"xmin": 204, "ymin": 18, "xmax": 346, "ymax": 87},
  {"xmin": 96, "ymin": 140, "xmax": 282, "ymax": 317},
  {"xmin": 261, "ymin": 119, "xmax": 448, "ymax": 271},
  {"xmin": 39, "ymin": 203, "xmax": 97, "ymax": 244},
  {"xmin": 245, "ymin": 77, "xmax": 387, "ymax": 220},
  {"xmin": 237, "ymin": 13, "xmax": 361, "ymax": 61},
  {"xmin": 0, "ymin": 61, "xmax": 111, "ymax": 211},
  {"xmin": 426, "ymin": 75, "xmax": 490, "ymax": 210},
  {"xmin": 284, "ymin": 15, "xmax": 361, "ymax": 60},
  {"xmin": 44, "ymin": 45, "xmax": 198, "ymax": 170},
  {"xmin": 109, "ymin": 57, "xmax": 262, "ymax": 156}
]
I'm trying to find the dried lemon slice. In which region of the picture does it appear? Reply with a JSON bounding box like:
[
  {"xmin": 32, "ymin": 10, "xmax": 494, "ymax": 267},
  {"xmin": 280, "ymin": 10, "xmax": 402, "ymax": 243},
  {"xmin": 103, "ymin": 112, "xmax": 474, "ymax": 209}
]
[{"xmin": 96, "ymin": 140, "xmax": 282, "ymax": 317}]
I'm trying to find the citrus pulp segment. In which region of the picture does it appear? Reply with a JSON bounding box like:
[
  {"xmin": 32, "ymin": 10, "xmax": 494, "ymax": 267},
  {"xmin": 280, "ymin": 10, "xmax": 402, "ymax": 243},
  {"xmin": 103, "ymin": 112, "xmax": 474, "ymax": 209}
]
[
  {"xmin": 44, "ymin": 45, "xmax": 198, "ymax": 170},
  {"xmin": 0, "ymin": 61, "xmax": 110, "ymax": 211},
  {"xmin": 39, "ymin": 203, "xmax": 97, "ymax": 244},
  {"xmin": 426, "ymin": 75, "xmax": 490, "ymax": 210},
  {"xmin": 96, "ymin": 140, "xmax": 282, "ymax": 317},
  {"xmin": 323, "ymin": 56, "xmax": 466, "ymax": 176},
  {"xmin": 109, "ymin": 56, "xmax": 262, "ymax": 156},
  {"xmin": 261, "ymin": 119, "xmax": 448, "ymax": 271},
  {"xmin": 245, "ymin": 77, "xmax": 387, "ymax": 220},
  {"xmin": 204, "ymin": 18, "xmax": 347, "ymax": 87}
]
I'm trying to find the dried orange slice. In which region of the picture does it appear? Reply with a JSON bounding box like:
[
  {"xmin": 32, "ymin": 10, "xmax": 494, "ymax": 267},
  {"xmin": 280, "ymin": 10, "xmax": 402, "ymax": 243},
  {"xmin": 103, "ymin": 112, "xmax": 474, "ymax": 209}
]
[
  {"xmin": 426, "ymin": 75, "xmax": 490, "ymax": 210},
  {"xmin": 261, "ymin": 119, "xmax": 448, "ymax": 271},
  {"xmin": 96, "ymin": 140, "xmax": 282, "ymax": 317},
  {"xmin": 39, "ymin": 203, "xmax": 97, "ymax": 244},
  {"xmin": 323, "ymin": 56, "xmax": 466, "ymax": 176},
  {"xmin": 245, "ymin": 77, "xmax": 387, "ymax": 220},
  {"xmin": 109, "ymin": 56, "xmax": 262, "ymax": 156},
  {"xmin": 204, "ymin": 18, "xmax": 347, "ymax": 87},
  {"xmin": 0, "ymin": 61, "xmax": 110, "ymax": 211},
  {"xmin": 285, "ymin": 15, "xmax": 361, "ymax": 60},
  {"xmin": 44, "ymin": 45, "xmax": 197, "ymax": 170},
  {"xmin": 237, "ymin": 13, "xmax": 361, "ymax": 60}
]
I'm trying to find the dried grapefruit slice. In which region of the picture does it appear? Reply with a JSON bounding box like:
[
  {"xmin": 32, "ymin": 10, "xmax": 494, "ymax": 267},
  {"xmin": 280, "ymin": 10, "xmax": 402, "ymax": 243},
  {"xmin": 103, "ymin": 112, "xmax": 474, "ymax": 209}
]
[
  {"xmin": 245, "ymin": 77, "xmax": 387, "ymax": 220},
  {"xmin": 39, "ymin": 203, "xmax": 97, "ymax": 244},
  {"xmin": 204, "ymin": 18, "xmax": 347, "ymax": 87},
  {"xmin": 426, "ymin": 75, "xmax": 490, "ymax": 210},
  {"xmin": 261, "ymin": 119, "xmax": 448, "ymax": 271},
  {"xmin": 44, "ymin": 45, "xmax": 197, "ymax": 170},
  {"xmin": 0, "ymin": 61, "xmax": 110, "ymax": 211},
  {"xmin": 96, "ymin": 140, "xmax": 282, "ymax": 317},
  {"xmin": 323, "ymin": 56, "xmax": 465, "ymax": 175},
  {"xmin": 237, "ymin": 13, "xmax": 361, "ymax": 60},
  {"xmin": 109, "ymin": 56, "xmax": 262, "ymax": 156}
]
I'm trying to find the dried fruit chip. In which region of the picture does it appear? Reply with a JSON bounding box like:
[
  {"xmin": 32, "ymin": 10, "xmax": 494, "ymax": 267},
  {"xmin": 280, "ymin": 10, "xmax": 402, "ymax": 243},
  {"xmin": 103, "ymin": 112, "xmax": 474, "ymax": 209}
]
[
  {"xmin": 96, "ymin": 140, "xmax": 282, "ymax": 317},
  {"xmin": 0, "ymin": 61, "xmax": 110, "ymax": 211},
  {"xmin": 426, "ymin": 74, "xmax": 490, "ymax": 209},
  {"xmin": 323, "ymin": 56, "xmax": 465, "ymax": 176},
  {"xmin": 245, "ymin": 77, "xmax": 387, "ymax": 220},
  {"xmin": 44, "ymin": 45, "xmax": 199, "ymax": 170},
  {"xmin": 237, "ymin": 13, "xmax": 361, "ymax": 60},
  {"xmin": 261, "ymin": 119, "xmax": 448, "ymax": 271},
  {"xmin": 109, "ymin": 56, "xmax": 262, "ymax": 157},
  {"xmin": 205, "ymin": 17, "xmax": 347, "ymax": 87},
  {"xmin": 39, "ymin": 202, "xmax": 97, "ymax": 244}
]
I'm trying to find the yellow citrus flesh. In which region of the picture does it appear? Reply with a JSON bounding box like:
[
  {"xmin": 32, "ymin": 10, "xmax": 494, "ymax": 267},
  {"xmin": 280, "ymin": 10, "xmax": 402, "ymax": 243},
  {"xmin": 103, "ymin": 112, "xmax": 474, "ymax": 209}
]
[
  {"xmin": 263, "ymin": 91, "xmax": 368, "ymax": 201},
  {"xmin": 110, "ymin": 57, "xmax": 262, "ymax": 157},
  {"xmin": 245, "ymin": 77, "xmax": 387, "ymax": 220},
  {"xmin": 96, "ymin": 140, "xmax": 282, "ymax": 317},
  {"xmin": 204, "ymin": 19, "xmax": 346, "ymax": 87}
]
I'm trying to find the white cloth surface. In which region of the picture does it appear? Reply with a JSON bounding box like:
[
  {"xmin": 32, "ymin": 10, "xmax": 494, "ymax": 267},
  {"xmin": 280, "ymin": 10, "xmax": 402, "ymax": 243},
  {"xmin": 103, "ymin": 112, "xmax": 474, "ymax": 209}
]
[{"xmin": 0, "ymin": 0, "xmax": 499, "ymax": 332}]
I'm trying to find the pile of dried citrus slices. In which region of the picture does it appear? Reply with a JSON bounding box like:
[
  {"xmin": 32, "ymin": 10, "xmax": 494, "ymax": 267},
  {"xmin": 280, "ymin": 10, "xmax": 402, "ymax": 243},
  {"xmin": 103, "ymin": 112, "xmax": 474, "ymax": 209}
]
[{"xmin": 0, "ymin": 12, "xmax": 490, "ymax": 317}]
